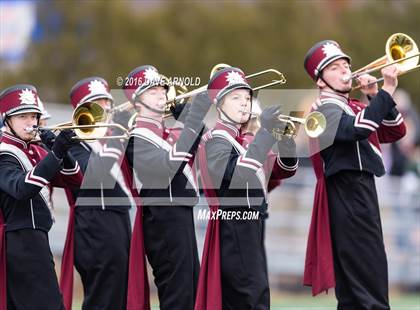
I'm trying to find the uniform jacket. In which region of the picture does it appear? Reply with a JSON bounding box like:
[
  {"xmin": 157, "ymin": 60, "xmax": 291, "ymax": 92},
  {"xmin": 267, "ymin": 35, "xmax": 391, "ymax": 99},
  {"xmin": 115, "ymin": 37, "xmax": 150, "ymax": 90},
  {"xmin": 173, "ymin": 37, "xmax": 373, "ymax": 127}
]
[
  {"xmin": 67, "ymin": 139, "xmax": 133, "ymax": 211},
  {"xmin": 314, "ymin": 89, "xmax": 406, "ymax": 178},
  {"xmin": 204, "ymin": 121, "xmax": 298, "ymax": 214},
  {"xmin": 0, "ymin": 132, "xmax": 82, "ymax": 232},
  {"xmin": 126, "ymin": 116, "xmax": 199, "ymax": 207}
]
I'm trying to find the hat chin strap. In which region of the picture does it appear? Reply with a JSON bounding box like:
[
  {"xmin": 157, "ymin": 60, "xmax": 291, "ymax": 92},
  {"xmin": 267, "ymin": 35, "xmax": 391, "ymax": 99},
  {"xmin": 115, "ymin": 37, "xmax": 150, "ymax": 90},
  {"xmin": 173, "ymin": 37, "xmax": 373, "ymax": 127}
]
[
  {"xmin": 5, "ymin": 119, "xmax": 19, "ymax": 138},
  {"xmin": 135, "ymin": 99, "xmax": 165, "ymax": 115},
  {"xmin": 320, "ymin": 73, "xmax": 350, "ymax": 95}
]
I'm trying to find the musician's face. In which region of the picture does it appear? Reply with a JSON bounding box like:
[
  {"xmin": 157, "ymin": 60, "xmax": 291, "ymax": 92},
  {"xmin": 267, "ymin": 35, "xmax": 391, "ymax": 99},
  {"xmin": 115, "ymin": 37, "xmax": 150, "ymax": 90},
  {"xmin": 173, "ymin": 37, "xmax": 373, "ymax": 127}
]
[
  {"xmin": 7, "ymin": 112, "xmax": 39, "ymax": 141},
  {"xmin": 139, "ymin": 86, "xmax": 167, "ymax": 118},
  {"xmin": 219, "ymin": 89, "xmax": 252, "ymax": 125},
  {"xmin": 317, "ymin": 58, "xmax": 352, "ymax": 92}
]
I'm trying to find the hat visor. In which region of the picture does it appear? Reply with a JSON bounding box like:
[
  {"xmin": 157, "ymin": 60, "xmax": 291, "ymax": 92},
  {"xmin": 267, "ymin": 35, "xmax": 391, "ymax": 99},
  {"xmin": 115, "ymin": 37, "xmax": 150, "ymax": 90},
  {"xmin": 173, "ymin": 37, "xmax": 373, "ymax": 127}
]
[
  {"xmin": 7, "ymin": 107, "xmax": 42, "ymax": 117},
  {"xmin": 133, "ymin": 82, "xmax": 169, "ymax": 102},
  {"xmin": 79, "ymin": 93, "xmax": 114, "ymax": 106},
  {"xmin": 317, "ymin": 54, "xmax": 351, "ymax": 77},
  {"xmin": 216, "ymin": 84, "xmax": 253, "ymax": 104}
]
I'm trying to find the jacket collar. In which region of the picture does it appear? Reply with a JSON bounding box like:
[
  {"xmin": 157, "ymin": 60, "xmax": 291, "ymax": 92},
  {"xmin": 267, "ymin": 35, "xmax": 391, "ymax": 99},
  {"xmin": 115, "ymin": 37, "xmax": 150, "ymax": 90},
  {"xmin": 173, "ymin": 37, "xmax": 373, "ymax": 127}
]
[
  {"xmin": 0, "ymin": 132, "xmax": 29, "ymax": 150},
  {"xmin": 320, "ymin": 90, "xmax": 349, "ymax": 105},
  {"xmin": 214, "ymin": 120, "xmax": 241, "ymax": 138},
  {"xmin": 135, "ymin": 116, "xmax": 165, "ymax": 136}
]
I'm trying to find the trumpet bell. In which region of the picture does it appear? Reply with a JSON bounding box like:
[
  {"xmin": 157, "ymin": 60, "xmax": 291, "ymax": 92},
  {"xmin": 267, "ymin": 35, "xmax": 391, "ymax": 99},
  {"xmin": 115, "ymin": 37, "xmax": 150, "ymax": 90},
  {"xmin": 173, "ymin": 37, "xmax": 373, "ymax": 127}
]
[
  {"xmin": 274, "ymin": 111, "xmax": 326, "ymax": 139},
  {"xmin": 304, "ymin": 111, "xmax": 326, "ymax": 138},
  {"xmin": 72, "ymin": 101, "xmax": 108, "ymax": 139}
]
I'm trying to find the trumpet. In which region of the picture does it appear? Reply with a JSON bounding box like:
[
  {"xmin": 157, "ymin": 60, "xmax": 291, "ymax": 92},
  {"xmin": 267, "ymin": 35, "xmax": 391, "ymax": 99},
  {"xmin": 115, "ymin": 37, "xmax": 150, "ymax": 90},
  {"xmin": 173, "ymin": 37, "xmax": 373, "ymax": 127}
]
[
  {"xmin": 163, "ymin": 77, "xmax": 190, "ymax": 118},
  {"xmin": 248, "ymin": 111, "xmax": 326, "ymax": 138},
  {"xmin": 342, "ymin": 33, "xmax": 420, "ymax": 85},
  {"xmin": 31, "ymin": 101, "xmax": 129, "ymax": 141}
]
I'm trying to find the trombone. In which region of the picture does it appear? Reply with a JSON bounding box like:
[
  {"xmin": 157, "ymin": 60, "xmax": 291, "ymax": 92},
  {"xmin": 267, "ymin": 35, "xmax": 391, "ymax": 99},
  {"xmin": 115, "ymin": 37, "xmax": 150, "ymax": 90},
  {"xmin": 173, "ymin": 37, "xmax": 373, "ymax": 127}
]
[
  {"xmin": 112, "ymin": 65, "xmax": 286, "ymax": 120},
  {"xmin": 162, "ymin": 63, "xmax": 286, "ymax": 119},
  {"xmin": 31, "ymin": 101, "xmax": 129, "ymax": 141},
  {"xmin": 343, "ymin": 33, "xmax": 420, "ymax": 86},
  {"xmin": 166, "ymin": 63, "xmax": 287, "ymax": 104}
]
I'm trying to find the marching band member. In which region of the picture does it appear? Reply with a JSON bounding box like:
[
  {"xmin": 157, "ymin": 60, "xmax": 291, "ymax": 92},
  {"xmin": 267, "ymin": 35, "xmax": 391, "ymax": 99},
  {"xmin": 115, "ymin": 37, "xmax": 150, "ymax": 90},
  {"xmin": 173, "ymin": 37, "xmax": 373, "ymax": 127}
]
[
  {"xmin": 303, "ymin": 40, "xmax": 406, "ymax": 309},
  {"xmin": 124, "ymin": 65, "xmax": 209, "ymax": 310},
  {"xmin": 60, "ymin": 77, "xmax": 134, "ymax": 310},
  {"xmin": 0, "ymin": 84, "xmax": 82, "ymax": 310},
  {"xmin": 195, "ymin": 67, "xmax": 298, "ymax": 310}
]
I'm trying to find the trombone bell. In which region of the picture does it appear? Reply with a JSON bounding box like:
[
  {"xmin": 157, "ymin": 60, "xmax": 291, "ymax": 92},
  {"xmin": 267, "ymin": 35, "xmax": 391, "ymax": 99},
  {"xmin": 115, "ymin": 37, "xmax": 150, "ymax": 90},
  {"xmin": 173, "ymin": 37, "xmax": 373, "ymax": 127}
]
[
  {"xmin": 72, "ymin": 101, "xmax": 108, "ymax": 139},
  {"xmin": 36, "ymin": 100, "xmax": 129, "ymax": 141},
  {"xmin": 386, "ymin": 33, "xmax": 419, "ymax": 72},
  {"xmin": 350, "ymin": 33, "xmax": 419, "ymax": 81}
]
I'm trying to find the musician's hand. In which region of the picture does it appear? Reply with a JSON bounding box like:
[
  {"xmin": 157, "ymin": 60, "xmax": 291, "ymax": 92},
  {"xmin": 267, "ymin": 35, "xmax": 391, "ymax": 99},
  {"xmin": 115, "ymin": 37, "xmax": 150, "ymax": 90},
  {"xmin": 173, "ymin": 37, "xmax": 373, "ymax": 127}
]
[
  {"xmin": 356, "ymin": 74, "xmax": 378, "ymax": 97},
  {"xmin": 39, "ymin": 129, "xmax": 55, "ymax": 150},
  {"xmin": 190, "ymin": 93, "xmax": 212, "ymax": 117},
  {"xmin": 52, "ymin": 129, "xmax": 77, "ymax": 159},
  {"xmin": 184, "ymin": 93, "xmax": 212, "ymax": 131},
  {"xmin": 112, "ymin": 110, "xmax": 132, "ymax": 128},
  {"xmin": 170, "ymin": 101, "xmax": 190, "ymax": 122},
  {"xmin": 260, "ymin": 105, "xmax": 283, "ymax": 132},
  {"xmin": 381, "ymin": 64, "xmax": 399, "ymax": 96}
]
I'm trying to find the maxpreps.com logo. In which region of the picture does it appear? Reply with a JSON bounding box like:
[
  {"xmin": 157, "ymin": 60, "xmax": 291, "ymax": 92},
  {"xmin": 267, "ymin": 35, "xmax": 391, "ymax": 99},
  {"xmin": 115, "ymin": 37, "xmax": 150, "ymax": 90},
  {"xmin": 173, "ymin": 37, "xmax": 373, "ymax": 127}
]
[{"xmin": 197, "ymin": 209, "xmax": 260, "ymax": 221}]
